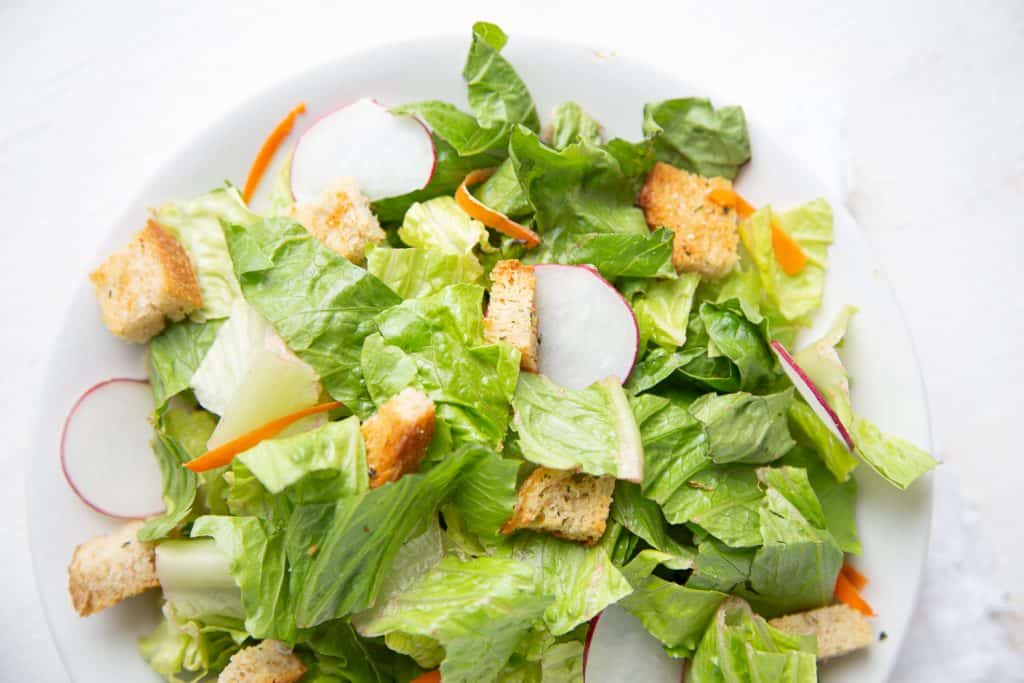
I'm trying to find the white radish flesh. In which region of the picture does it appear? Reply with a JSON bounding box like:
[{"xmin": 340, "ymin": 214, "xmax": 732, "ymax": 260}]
[
  {"xmin": 770, "ymin": 340, "xmax": 855, "ymax": 450},
  {"xmin": 60, "ymin": 378, "xmax": 164, "ymax": 519},
  {"xmin": 291, "ymin": 98, "xmax": 435, "ymax": 203},
  {"xmin": 584, "ymin": 606, "xmax": 683, "ymax": 683},
  {"xmin": 533, "ymin": 264, "xmax": 639, "ymax": 391}
]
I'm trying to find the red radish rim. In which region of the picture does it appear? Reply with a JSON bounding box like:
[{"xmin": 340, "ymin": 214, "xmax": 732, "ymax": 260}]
[
  {"xmin": 290, "ymin": 98, "xmax": 437, "ymax": 203},
  {"xmin": 60, "ymin": 377, "xmax": 163, "ymax": 519},
  {"xmin": 533, "ymin": 263, "xmax": 640, "ymax": 384},
  {"xmin": 582, "ymin": 612, "xmax": 602, "ymax": 680},
  {"xmin": 770, "ymin": 340, "xmax": 855, "ymax": 450}
]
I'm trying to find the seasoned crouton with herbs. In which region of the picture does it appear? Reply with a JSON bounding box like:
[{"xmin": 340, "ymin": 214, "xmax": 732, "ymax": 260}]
[
  {"xmin": 361, "ymin": 387, "xmax": 436, "ymax": 488},
  {"xmin": 637, "ymin": 161, "xmax": 739, "ymax": 279},
  {"xmin": 484, "ymin": 259, "xmax": 539, "ymax": 372},
  {"xmin": 769, "ymin": 604, "xmax": 873, "ymax": 660},
  {"xmin": 501, "ymin": 467, "xmax": 615, "ymax": 545},
  {"xmin": 217, "ymin": 640, "xmax": 307, "ymax": 683},
  {"xmin": 291, "ymin": 176, "xmax": 385, "ymax": 264},
  {"xmin": 68, "ymin": 520, "xmax": 160, "ymax": 617},
  {"xmin": 89, "ymin": 221, "xmax": 203, "ymax": 343}
]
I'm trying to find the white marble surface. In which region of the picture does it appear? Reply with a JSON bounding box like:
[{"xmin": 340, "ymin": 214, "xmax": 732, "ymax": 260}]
[{"xmin": 1, "ymin": 1, "xmax": 1021, "ymax": 680}]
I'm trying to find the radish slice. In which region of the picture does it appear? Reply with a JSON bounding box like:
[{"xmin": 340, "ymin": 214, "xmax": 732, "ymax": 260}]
[
  {"xmin": 61, "ymin": 378, "xmax": 164, "ymax": 519},
  {"xmin": 770, "ymin": 340, "xmax": 855, "ymax": 450},
  {"xmin": 291, "ymin": 98, "xmax": 435, "ymax": 202},
  {"xmin": 534, "ymin": 264, "xmax": 638, "ymax": 390},
  {"xmin": 583, "ymin": 606, "xmax": 683, "ymax": 683}
]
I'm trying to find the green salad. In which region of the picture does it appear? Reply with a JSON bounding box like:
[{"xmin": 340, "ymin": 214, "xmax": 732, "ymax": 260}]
[{"xmin": 71, "ymin": 20, "xmax": 938, "ymax": 683}]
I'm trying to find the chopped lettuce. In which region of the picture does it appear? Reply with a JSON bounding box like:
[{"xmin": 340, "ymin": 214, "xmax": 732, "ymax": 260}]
[
  {"xmin": 852, "ymin": 416, "xmax": 938, "ymax": 490},
  {"xmin": 398, "ymin": 196, "xmax": 490, "ymax": 257},
  {"xmin": 264, "ymin": 150, "xmax": 295, "ymax": 218},
  {"xmin": 139, "ymin": 604, "xmax": 246, "ymax": 683},
  {"xmin": 661, "ymin": 464, "xmax": 765, "ymax": 547},
  {"xmin": 642, "ymin": 98, "xmax": 751, "ymax": 180},
  {"xmin": 782, "ymin": 447, "xmax": 860, "ymax": 554},
  {"xmin": 628, "ymin": 272, "xmax": 701, "ymax": 348},
  {"xmin": 689, "ymin": 390, "xmax": 795, "ymax": 465},
  {"xmin": 547, "ymin": 102, "xmax": 602, "ymax": 150},
  {"xmin": 463, "ymin": 22, "xmax": 541, "ymax": 134},
  {"xmin": 153, "ymin": 185, "xmax": 258, "ymax": 321},
  {"xmin": 367, "ymin": 246, "xmax": 482, "ymax": 299},
  {"xmin": 222, "ymin": 216, "xmax": 401, "ymax": 417},
  {"xmin": 148, "ymin": 319, "xmax": 223, "ymax": 409},
  {"xmin": 473, "ymin": 158, "xmax": 531, "ymax": 217},
  {"xmin": 449, "ymin": 450, "xmax": 521, "ymax": 546},
  {"xmin": 394, "ymin": 100, "xmax": 510, "ymax": 157},
  {"xmin": 357, "ymin": 556, "xmax": 550, "ymax": 683},
  {"xmin": 610, "ymin": 481, "xmax": 694, "ymax": 565},
  {"xmin": 512, "ymin": 373, "xmax": 643, "ymax": 480},
  {"xmin": 689, "ymin": 598, "xmax": 817, "ymax": 683},
  {"xmin": 155, "ymin": 538, "xmax": 245, "ymax": 623},
  {"xmin": 699, "ymin": 300, "xmax": 780, "ymax": 392},
  {"xmin": 787, "ymin": 400, "xmax": 859, "ymax": 482}
]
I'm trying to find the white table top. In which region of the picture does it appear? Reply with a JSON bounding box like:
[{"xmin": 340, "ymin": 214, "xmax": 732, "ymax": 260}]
[{"xmin": 2, "ymin": 1, "xmax": 1022, "ymax": 680}]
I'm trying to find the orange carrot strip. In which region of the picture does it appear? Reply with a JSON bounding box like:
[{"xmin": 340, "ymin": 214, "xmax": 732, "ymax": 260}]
[
  {"xmin": 835, "ymin": 570, "xmax": 876, "ymax": 616},
  {"xmin": 841, "ymin": 562, "xmax": 869, "ymax": 591},
  {"xmin": 706, "ymin": 187, "xmax": 808, "ymax": 276},
  {"xmin": 456, "ymin": 169, "xmax": 541, "ymax": 248},
  {"xmin": 184, "ymin": 401, "xmax": 341, "ymax": 473},
  {"xmin": 241, "ymin": 102, "xmax": 307, "ymax": 203},
  {"xmin": 411, "ymin": 672, "xmax": 441, "ymax": 683}
]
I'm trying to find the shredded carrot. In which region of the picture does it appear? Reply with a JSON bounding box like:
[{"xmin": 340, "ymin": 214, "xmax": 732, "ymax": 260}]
[
  {"xmin": 706, "ymin": 187, "xmax": 808, "ymax": 276},
  {"xmin": 841, "ymin": 562, "xmax": 869, "ymax": 591},
  {"xmin": 455, "ymin": 169, "xmax": 541, "ymax": 248},
  {"xmin": 411, "ymin": 672, "xmax": 441, "ymax": 683},
  {"xmin": 835, "ymin": 570, "xmax": 876, "ymax": 616},
  {"xmin": 184, "ymin": 401, "xmax": 341, "ymax": 473},
  {"xmin": 241, "ymin": 102, "xmax": 307, "ymax": 203}
]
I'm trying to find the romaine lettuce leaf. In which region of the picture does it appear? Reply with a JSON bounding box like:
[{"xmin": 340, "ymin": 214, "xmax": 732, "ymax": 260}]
[
  {"xmin": 394, "ymin": 100, "xmax": 510, "ymax": 157},
  {"xmin": 362, "ymin": 284, "xmax": 520, "ymax": 446},
  {"xmin": 356, "ymin": 555, "xmax": 550, "ymax": 683},
  {"xmin": 699, "ymin": 300, "xmax": 779, "ymax": 392},
  {"xmin": 642, "ymin": 99, "xmax": 751, "ymax": 180},
  {"xmin": 464, "ymin": 22, "xmax": 541, "ymax": 134},
  {"xmin": 502, "ymin": 534, "xmax": 633, "ymax": 636},
  {"xmin": 154, "ymin": 539, "xmax": 245, "ymax": 624},
  {"xmin": 781, "ymin": 447, "xmax": 860, "ymax": 554},
  {"xmin": 367, "ymin": 246, "xmax": 482, "ymax": 299},
  {"xmin": 299, "ymin": 620, "xmax": 404, "ymax": 683},
  {"xmin": 539, "ymin": 640, "xmax": 585, "ymax": 683},
  {"xmin": 787, "ymin": 400, "xmax": 858, "ymax": 482},
  {"xmin": 661, "ymin": 464, "xmax": 765, "ymax": 547},
  {"xmin": 547, "ymin": 102, "xmax": 602, "ymax": 150},
  {"xmin": 153, "ymin": 185, "xmax": 257, "ymax": 321},
  {"xmin": 398, "ymin": 196, "xmax": 490, "ymax": 257},
  {"xmin": 628, "ymin": 272, "xmax": 701, "ymax": 348},
  {"xmin": 611, "ymin": 481, "xmax": 695, "ymax": 565},
  {"xmin": 687, "ymin": 538, "xmax": 755, "ymax": 592},
  {"xmin": 474, "ymin": 158, "xmax": 531, "ymax": 217},
  {"xmin": 450, "ymin": 450, "xmax": 521, "ymax": 546},
  {"xmin": 148, "ymin": 320, "xmax": 223, "ymax": 409},
  {"xmin": 222, "ymin": 216, "xmax": 401, "ymax": 417},
  {"xmin": 264, "ymin": 150, "xmax": 295, "ymax": 218},
  {"xmin": 618, "ymin": 550, "xmax": 726, "ymax": 657},
  {"xmin": 689, "ymin": 390, "xmax": 795, "ymax": 465},
  {"xmin": 512, "ymin": 373, "xmax": 643, "ymax": 479},
  {"xmin": 851, "ymin": 416, "xmax": 938, "ymax": 490},
  {"xmin": 139, "ymin": 604, "xmax": 246, "ymax": 683},
  {"xmin": 689, "ymin": 597, "xmax": 817, "ymax": 683}
]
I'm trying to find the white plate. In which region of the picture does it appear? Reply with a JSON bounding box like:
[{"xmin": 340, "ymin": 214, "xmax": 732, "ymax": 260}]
[{"xmin": 27, "ymin": 34, "xmax": 933, "ymax": 683}]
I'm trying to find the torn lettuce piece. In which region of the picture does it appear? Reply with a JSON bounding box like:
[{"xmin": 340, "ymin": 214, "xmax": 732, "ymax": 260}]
[
  {"xmin": 547, "ymin": 102, "xmax": 602, "ymax": 150},
  {"xmin": 791, "ymin": 305, "xmax": 857, "ymax": 427},
  {"xmin": 689, "ymin": 597, "xmax": 817, "ymax": 683},
  {"xmin": 473, "ymin": 158, "xmax": 531, "ymax": 217},
  {"xmin": 367, "ymin": 246, "xmax": 483, "ymax": 299},
  {"xmin": 642, "ymin": 98, "xmax": 751, "ymax": 180},
  {"xmin": 449, "ymin": 450, "xmax": 521, "ymax": 546},
  {"xmin": 398, "ymin": 196, "xmax": 490, "ymax": 257},
  {"xmin": 628, "ymin": 272, "xmax": 701, "ymax": 348},
  {"xmin": 699, "ymin": 299, "xmax": 780, "ymax": 393},
  {"xmin": 153, "ymin": 185, "xmax": 258, "ymax": 321},
  {"xmin": 155, "ymin": 538, "xmax": 245, "ymax": 623},
  {"xmin": 464, "ymin": 22, "xmax": 541, "ymax": 133},
  {"xmin": 660, "ymin": 464, "xmax": 765, "ymax": 548},
  {"xmin": 148, "ymin": 319, "xmax": 223, "ymax": 409},
  {"xmin": 788, "ymin": 400, "xmax": 858, "ymax": 483},
  {"xmin": 781, "ymin": 447, "xmax": 860, "ymax": 555},
  {"xmin": 687, "ymin": 539, "xmax": 755, "ymax": 593},
  {"xmin": 512, "ymin": 373, "xmax": 643, "ymax": 480},
  {"xmin": 139, "ymin": 604, "xmax": 246, "ymax": 683},
  {"xmin": 356, "ymin": 556, "xmax": 550, "ymax": 683},
  {"xmin": 851, "ymin": 416, "xmax": 937, "ymax": 490},
  {"xmin": 611, "ymin": 481, "xmax": 695, "ymax": 566},
  {"xmin": 689, "ymin": 390, "xmax": 795, "ymax": 465}
]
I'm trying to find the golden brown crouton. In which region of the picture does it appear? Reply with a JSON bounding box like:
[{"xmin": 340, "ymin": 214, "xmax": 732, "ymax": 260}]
[
  {"xmin": 769, "ymin": 604, "xmax": 873, "ymax": 660},
  {"xmin": 637, "ymin": 162, "xmax": 739, "ymax": 279},
  {"xmin": 89, "ymin": 221, "xmax": 203, "ymax": 343},
  {"xmin": 361, "ymin": 388, "xmax": 436, "ymax": 488},
  {"xmin": 218, "ymin": 640, "xmax": 307, "ymax": 683},
  {"xmin": 484, "ymin": 260, "xmax": 539, "ymax": 372},
  {"xmin": 68, "ymin": 520, "xmax": 160, "ymax": 617},
  {"xmin": 291, "ymin": 177, "xmax": 385, "ymax": 264},
  {"xmin": 501, "ymin": 467, "xmax": 615, "ymax": 545}
]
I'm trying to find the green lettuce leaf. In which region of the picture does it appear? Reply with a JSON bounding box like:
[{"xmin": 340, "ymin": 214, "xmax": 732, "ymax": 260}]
[
  {"xmin": 299, "ymin": 620, "xmax": 407, "ymax": 683},
  {"xmin": 363, "ymin": 284, "xmax": 520, "ymax": 446},
  {"xmin": 148, "ymin": 320, "xmax": 223, "ymax": 409},
  {"xmin": 265, "ymin": 150, "xmax": 295, "ymax": 218},
  {"xmin": 687, "ymin": 539, "xmax": 755, "ymax": 592},
  {"xmin": 611, "ymin": 481, "xmax": 695, "ymax": 565},
  {"xmin": 689, "ymin": 597, "xmax": 817, "ymax": 683},
  {"xmin": 154, "ymin": 185, "xmax": 258, "ymax": 321},
  {"xmin": 398, "ymin": 196, "xmax": 490, "ymax": 257},
  {"xmin": 660, "ymin": 464, "xmax": 765, "ymax": 547},
  {"xmin": 464, "ymin": 22, "xmax": 541, "ymax": 134},
  {"xmin": 512, "ymin": 373, "xmax": 643, "ymax": 479},
  {"xmin": 356, "ymin": 555, "xmax": 550, "ymax": 683},
  {"xmin": 450, "ymin": 451, "xmax": 521, "ymax": 545},
  {"xmin": 781, "ymin": 447, "xmax": 860, "ymax": 555},
  {"xmin": 699, "ymin": 300, "xmax": 779, "ymax": 392},
  {"xmin": 538, "ymin": 230, "xmax": 677, "ymax": 280},
  {"xmin": 154, "ymin": 539, "xmax": 245, "ymax": 623},
  {"xmin": 139, "ymin": 605, "xmax": 246, "ymax": 683},
  {"xmin": 642, "ymin": 99, "xmax": 751, "ymax": 180},
  {"xmin": 618, "ymin": 550, "xmax": 726, "ymax": 657},
  {"xmin": 473, "ymin": 159, "xmax": 531, "ymax": 217},
  {"xmin": 222, "ymin": 216, "xmax": 401, "ymax": 417},
  {"xmin": 628, "ymin": 272, "xmax": 701, "ymax": 348},
  {"xmin": 394, "ymin": 100, "xmax": 509, "ymax": 157},
  {"xmin": 547, "ymin": 102, "xmax": 602, "ymax": 150},
  {"xmin": 787, "ymin": 400, "xmax": 858, "ymax": 483},
  {"xmin": 689, "ymin": 390, "xmax": 795, "ymax": 465},
  {"xmin": 503, "ymin": 534, "xmax": 633, "ymax": 636},
  {"xmin": 138, "ymin": 406, "xmax": 217, "ymax": 542},
  {"xmin": 367, "ymin": 246, "xmax": 483, "ymax": 299},
  {"xmin": 851, "ymin": 416, "xmax": 937, "ymax": 490}
]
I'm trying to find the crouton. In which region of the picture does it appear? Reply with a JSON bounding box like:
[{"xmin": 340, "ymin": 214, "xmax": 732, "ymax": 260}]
[
  {"xmin": 89, "ymin": 221, "xmax": 203, "ymax": 343},
  {"xmin": 291, "ymin": 177, "xmax": 385, "ymax": 264},
  {"xmin": 637, "ymin": 162, "xmax": 739, "ymax": 279},
  {"xmin": 769, "ymin": 604, "xmax": 873, "ymax": 660},
  {"xmin": 501, "ymin": 467, "xmax": 615, "ymax": 545},
  {"xmin": 68, "ymin": 520, "xmax": 160, "ymax": 617},
  {"xmin": 484, "ymin": 260, "xmax": 539, "ymax": 372},
  {"xmin": 218, "ymin": 640, "xmax": 306, "ymax": 683},
  {"xmin": 361, "ymin": 387, "xmax": 436, "ymax": 488}
]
